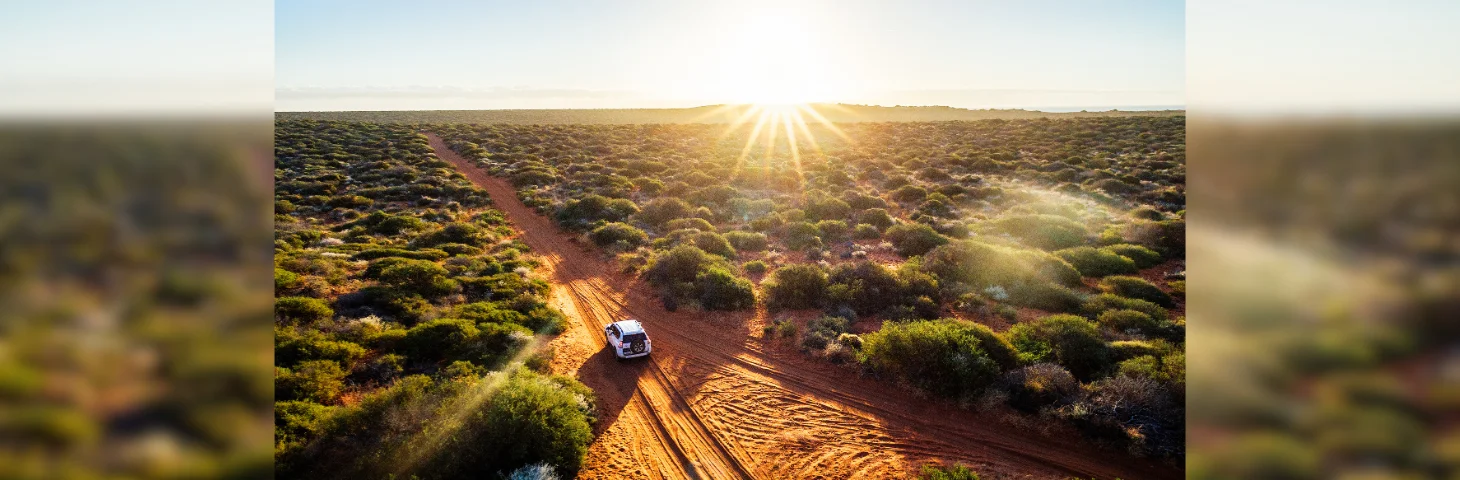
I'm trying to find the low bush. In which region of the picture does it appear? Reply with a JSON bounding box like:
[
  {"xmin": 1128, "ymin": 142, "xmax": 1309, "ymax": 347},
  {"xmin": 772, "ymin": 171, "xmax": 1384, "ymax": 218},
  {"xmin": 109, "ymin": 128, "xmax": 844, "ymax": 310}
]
[
  {"xmin": 1102, "ymin": 243, "xmax": 1163, "ymax": 268},
  {"xmin": 276, "ymin": 329, "xmax": 367, "ymax": 368},
  {"xmin": 666, "ymin": 217, "xmax": 715, "ymax": 232},
  {"xmin": 1098, "ymin": 276, "xmax": 1175, "ymax": 307},
  {"xmin": 781, "ymin": 221, "xmax": 823, "ymax": 250},
  {"xmin": 643, "ymin": 245, "xmax": 755, "ymax": 311},
  {"xmin": 993, "ymin": 214, "xmax": 1088, "ymax": 250},
  {"xmin": 815, "ymin": 220, "xmax": 850, "ymax": 243},
  {"xmin": 696, "ymin": 267, "xmax": 756, "ymax": 310},
  {"xmin": 859, "ymin": 319, "xmax": 1004, "ymax": 399},
  {"xmin": 414, "ymin": 222, "xmax": 494, "ymax": 248},
  {"xmin": 1108, "ymin": 339, "xmax": 1174, "ymax": 362},
  {"xmin": 399, "ymin": 318, "xmax": 533, "ymax": 367},
  {"xmin": 1081, "ymin": 293, "xmax": 1170, "ymax": 322},
  {"xmin": 276, "ymin": 268, "xmax": 301, "ymax": 291},
  {"xmin": 853, "ymin": 223, "xmax": 881, "ymax": 240},
  {"xmin": 556, "ymin": 194, "xmax": 638, "ymax": 228},
  {"xmin": 425, "ymin": 370, "xmax": 597, "ymax": 477},
  {"xmin": 635, "ymin": 197, "xmax": 692, "ymax": 227},
  {"xmin": 353, "ymin": 248, "xmax": 449, "ymax": 261},
  {"xmin": 764, "ymin": 264, "xmax": 829, "ymax": 310},
  {"xmin": 826, "ymin": 261, "xmax": 906, "ymax": 316},
  {"xmin": 886, "ymin": 223, "xmax": 949, "ymax": 257},
  {"xmin": 1097, "ymin": 309, "xmax": 1160, "ymax": 334},
  {"xmin": 858, "ymin": 208, "xmax": 895, "ymax": 231},
  {"xmin": 355, "ymin": 286, "xmax": 433, "ymax": 324},
  {"xmin": 276, "ymin": 360, "xmax": 347, "ymax": 403},
  {"xmin": 378, "ymin": 259, "xmax": 459, "ymax": 298},
  {"xmin": 1054, "ymin": 246, "xmax": 1139, "ymax": 277},
  {"xmin": 723, "ymin": 231, "xmax": 769, "ymax": 252},
  {"xmin": 1007, "ymin": 314, "xmax": 1110, "ymax": 380},
  {"xmin": 588, "ymin": 222, "xmax": 648, "ymax": 250},
  {"xmin": 1002, "ymin": 363, "xmax": 1080, "ymax": 412},
  {"xmin": 742, "ymin": 260, "xmax": 768, "ymax": 275},
  {"xmin": 276, "ymin": 296, "xmax": 334, "ymax": 323},
  {"xmin": 1005, "ymin": 281, "xmax": 1084, "ymax": 313}
]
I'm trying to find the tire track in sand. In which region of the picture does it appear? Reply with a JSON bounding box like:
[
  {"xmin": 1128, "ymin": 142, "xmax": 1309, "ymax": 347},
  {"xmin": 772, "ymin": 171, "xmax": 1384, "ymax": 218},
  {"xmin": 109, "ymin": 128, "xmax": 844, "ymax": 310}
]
[{"xmin": 424, "ymin": 132, "xmax": 1180, "ymax": 480}]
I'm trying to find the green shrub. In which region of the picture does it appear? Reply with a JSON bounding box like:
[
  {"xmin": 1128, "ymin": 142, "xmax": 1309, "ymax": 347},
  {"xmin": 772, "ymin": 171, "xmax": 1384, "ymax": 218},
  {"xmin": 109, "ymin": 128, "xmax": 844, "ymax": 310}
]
[
  {"xmin": 453, "ymin": 301, "xmax": 564, "ymax": 334},
  {"xmin": 1109, "ymin": 339, "xmax": 1170, "ymax": 359},
  {"xmin": 415, "ymin": 222, "xmax": 493, "ymax": 248},
  {"xmin": 1081, "ymin": 293, "xmax": 1170, "ymax": 322},
  {"xmin": 853, "ymin": 223, "xmax": 881, "ymax": 240},
  {"xmin": 724, "ymin": 231, "xmax": 769, "ymax": 252},
  {"xmin": 1005, "ymin": 281, "xmax": 1084, "ymax": 313},
  {"xmin": 1126, "ymin": 219, "xmax": 1185, "ymax": 257},
  {"xmin": 556, "ymin": 194, "xmax": 638, "ymax": 228},
  {"xmin": 428, "ymin": 370, "xmax": 597, "ymax": 477},
  {"xmin": 805, "ymin": 195, "xmax": 852, "ymax": 221},
  {"xmin": 437, "ymin": 243, "xmax": 482, "ymax": 256},
  {"xmin": 276, "ymin": 360, "xmax": 347, "ymax": 403},
  {"xmin": 1007, "ymin": 314, "xmax": 1110, "ymax": 380},
  {"xmin": 1168, "ymin": 280, "xmax": 1185, "ymax": 298},
  {"xmin": 1098, "ymin": 309, "xmax": 1160, "ymax": 334},
  {"xmin": 1054, "ymin": 246, "xmax": 1139, "ymax": 277},
  {"xmin": 859, "ymin": 319, "xmax": 1002, "ymax": 399},
  {"xmin": 276, "ymin": 329, "xmax": 367, "ymax": 368},
  {"xmin": 858, "ymin": 208, "xmax": 895, "ymax": 230},
  {"xmin": 993, "ymin": 214, "xmax": 1088, "ymax": 250},
  {"xmin": 400, "ymin": 318, "xmax": 532, "ymax": 367},
  {"xmin": 815, "ymin": 220, "xmax": 850, "ymax": 243},
  {"xmin": 353, "ymin": 248, "xmax": 449, "ymax": 261},
  {"xmin": 780, "ymin": 221, "xmax": 823, "ymax": 250},
  {"xmin": 588, "ymin": 222, "xmax": 648, "ymax": 249},
  {"xmin": 636, "ymin": 197, "xmax": 692, "ymax": 227},
  {"xmin": 1002, "ymin": 363, "xmax": 1079, "ymax": 413},
  {"xmin": 885, "ymin": 223, "xmax": 949, "ymax": 257},
  {"xmin": 379, "ymin": 259, "xmax": 458, "ymax": 298},
  {"xmin": 696, "ymin": 267, "xmax": 756, "ymax": 310},
  {"xmin": 357, "ymin": 286, "xmax": 432, "ymax": 324},
  {"xmin": 688, "ymin": 231, "xmax": 736, "ymax": 258},
  {"xmin": 890, "ymin": 185, "xmax": 928, "ymax": 203},
  {"xmin": 276, "ymin": 296, "xmax": 333, "ymax": 323},
  {"xmin": 643, "ymin": 245, "xmax": 754, "ymax": 311},
  {"xmin": 275, "ymin": 268, "xmax": 300, "ymax": 291},
  {"xmin": 827, "ymin": 261, "xmax": 906, "ymax": 315},
  {"xmin": 275, "ymin": 400, "xmax": 334, "ymax": 454},
  {"xmin": 1102, "ymin": 243, "xmax": 1163, "ymax": 268},
  {"xmin": 644, "ymin": 245, "xmax": 718, "ymax": 287},
  {"xmin": 743, "ymin": 260, "xmax": 768, "ymax": 275},
  {"xmin": 666, "ymin": 217, "xmax": 715, "ymax": 232},
  {"xmin": 1099, "ymin": 275, "xmax": 1174, "ymax": 307},
  {"xmin": 765, "ymin": 264, "xmax": 829, "ymax": 310}
]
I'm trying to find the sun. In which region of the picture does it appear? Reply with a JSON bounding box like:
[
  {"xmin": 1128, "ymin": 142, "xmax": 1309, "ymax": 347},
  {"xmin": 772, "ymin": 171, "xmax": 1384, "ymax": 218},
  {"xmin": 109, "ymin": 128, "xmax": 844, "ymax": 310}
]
[{"xmin": 702, "ymin": 8, "xmax": 852, "ymax": 107}]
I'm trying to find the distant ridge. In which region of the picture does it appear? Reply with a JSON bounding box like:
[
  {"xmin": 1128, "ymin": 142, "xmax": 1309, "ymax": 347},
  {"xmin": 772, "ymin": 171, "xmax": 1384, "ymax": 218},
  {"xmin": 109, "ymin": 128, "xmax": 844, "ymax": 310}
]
[{"xmin": 274, "ymin": 103, "xmax": 1183, "ymax": 124}]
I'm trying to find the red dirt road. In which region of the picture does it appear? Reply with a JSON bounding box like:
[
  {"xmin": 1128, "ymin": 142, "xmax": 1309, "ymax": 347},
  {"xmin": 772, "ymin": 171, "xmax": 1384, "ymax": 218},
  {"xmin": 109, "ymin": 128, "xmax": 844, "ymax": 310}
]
[{"xmin": 424, "ymin": 133, "xmax": 1181, "ymax": 480}]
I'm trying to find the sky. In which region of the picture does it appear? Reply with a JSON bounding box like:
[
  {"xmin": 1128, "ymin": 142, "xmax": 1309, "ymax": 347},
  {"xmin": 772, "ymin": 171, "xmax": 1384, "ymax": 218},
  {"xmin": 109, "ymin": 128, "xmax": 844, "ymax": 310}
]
[
  {"xmin": 274, "ymin": 0, "xmax": 1187, "ymax": 111},
  {"xmin": 1, "ymin": 1, "xmax": 1456, "ymax": 116}
]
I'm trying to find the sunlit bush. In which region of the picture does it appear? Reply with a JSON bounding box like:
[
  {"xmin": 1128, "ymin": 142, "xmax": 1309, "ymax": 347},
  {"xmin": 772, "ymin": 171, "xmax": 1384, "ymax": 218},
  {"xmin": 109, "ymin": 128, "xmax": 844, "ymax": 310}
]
[
  {"xmin": 1007, "ymin": 314, "xmax": 1110, "ymax": 380},
  {"xmin": 859, "ymin": 319, "xmax": 1003, "ymax": 399},
  {"xmin": 765, "ymin": 264, "xmax": 830, "ymax": 310},
  {"xmin": 1054, "ymin": 246, "xmax": 1139, "ymax": 277}
]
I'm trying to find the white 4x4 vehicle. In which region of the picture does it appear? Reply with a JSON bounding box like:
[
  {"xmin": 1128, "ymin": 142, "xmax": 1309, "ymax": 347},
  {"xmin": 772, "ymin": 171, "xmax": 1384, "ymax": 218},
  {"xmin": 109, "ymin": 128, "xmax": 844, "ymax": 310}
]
[{"xmin": 605, "ymin": 319, "xmax": 651, "ymax": 360}]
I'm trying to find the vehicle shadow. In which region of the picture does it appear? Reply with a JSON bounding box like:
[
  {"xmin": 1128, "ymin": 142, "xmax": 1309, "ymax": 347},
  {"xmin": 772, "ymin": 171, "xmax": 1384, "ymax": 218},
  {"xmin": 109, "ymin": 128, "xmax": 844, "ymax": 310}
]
[{"xmin": 572, "ymin": 339, "xmax": 649, "ymax": 434}]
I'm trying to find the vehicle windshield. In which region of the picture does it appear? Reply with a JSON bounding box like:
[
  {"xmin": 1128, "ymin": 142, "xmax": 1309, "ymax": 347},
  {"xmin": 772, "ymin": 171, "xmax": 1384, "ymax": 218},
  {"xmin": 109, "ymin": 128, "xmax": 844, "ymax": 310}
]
[{"xmin": 622, "ymin": 333, "xmax": 646, "ymax": 343}]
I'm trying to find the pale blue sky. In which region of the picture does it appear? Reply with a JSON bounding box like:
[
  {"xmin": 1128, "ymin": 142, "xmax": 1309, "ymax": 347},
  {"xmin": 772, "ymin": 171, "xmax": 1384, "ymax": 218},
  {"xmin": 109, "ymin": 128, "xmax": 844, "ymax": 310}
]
[{"xmin": 275, "ymin": 0, "xmax": 1187, "ymax": 111}]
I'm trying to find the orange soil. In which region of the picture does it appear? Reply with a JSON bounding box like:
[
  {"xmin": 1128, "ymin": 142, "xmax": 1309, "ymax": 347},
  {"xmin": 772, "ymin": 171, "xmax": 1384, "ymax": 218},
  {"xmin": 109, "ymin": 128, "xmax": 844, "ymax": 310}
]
[{"xmin": 425, "ymin": 133, "xmax": 1181, "ymax": 480}]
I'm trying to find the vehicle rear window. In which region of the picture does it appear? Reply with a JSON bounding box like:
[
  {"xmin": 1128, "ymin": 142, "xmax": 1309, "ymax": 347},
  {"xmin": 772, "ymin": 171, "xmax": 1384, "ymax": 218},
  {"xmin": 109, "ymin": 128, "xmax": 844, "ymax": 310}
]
[{"xmin": 622, "ymin": 333, "xmax": 646, "ymax": 343}]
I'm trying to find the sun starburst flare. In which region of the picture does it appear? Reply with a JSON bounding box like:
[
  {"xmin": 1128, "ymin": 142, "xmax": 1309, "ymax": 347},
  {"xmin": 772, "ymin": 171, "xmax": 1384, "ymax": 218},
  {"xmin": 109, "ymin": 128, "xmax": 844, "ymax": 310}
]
[{"xmin": 714, "ymin": 103, "xmax": 855, "ymax": 191}]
